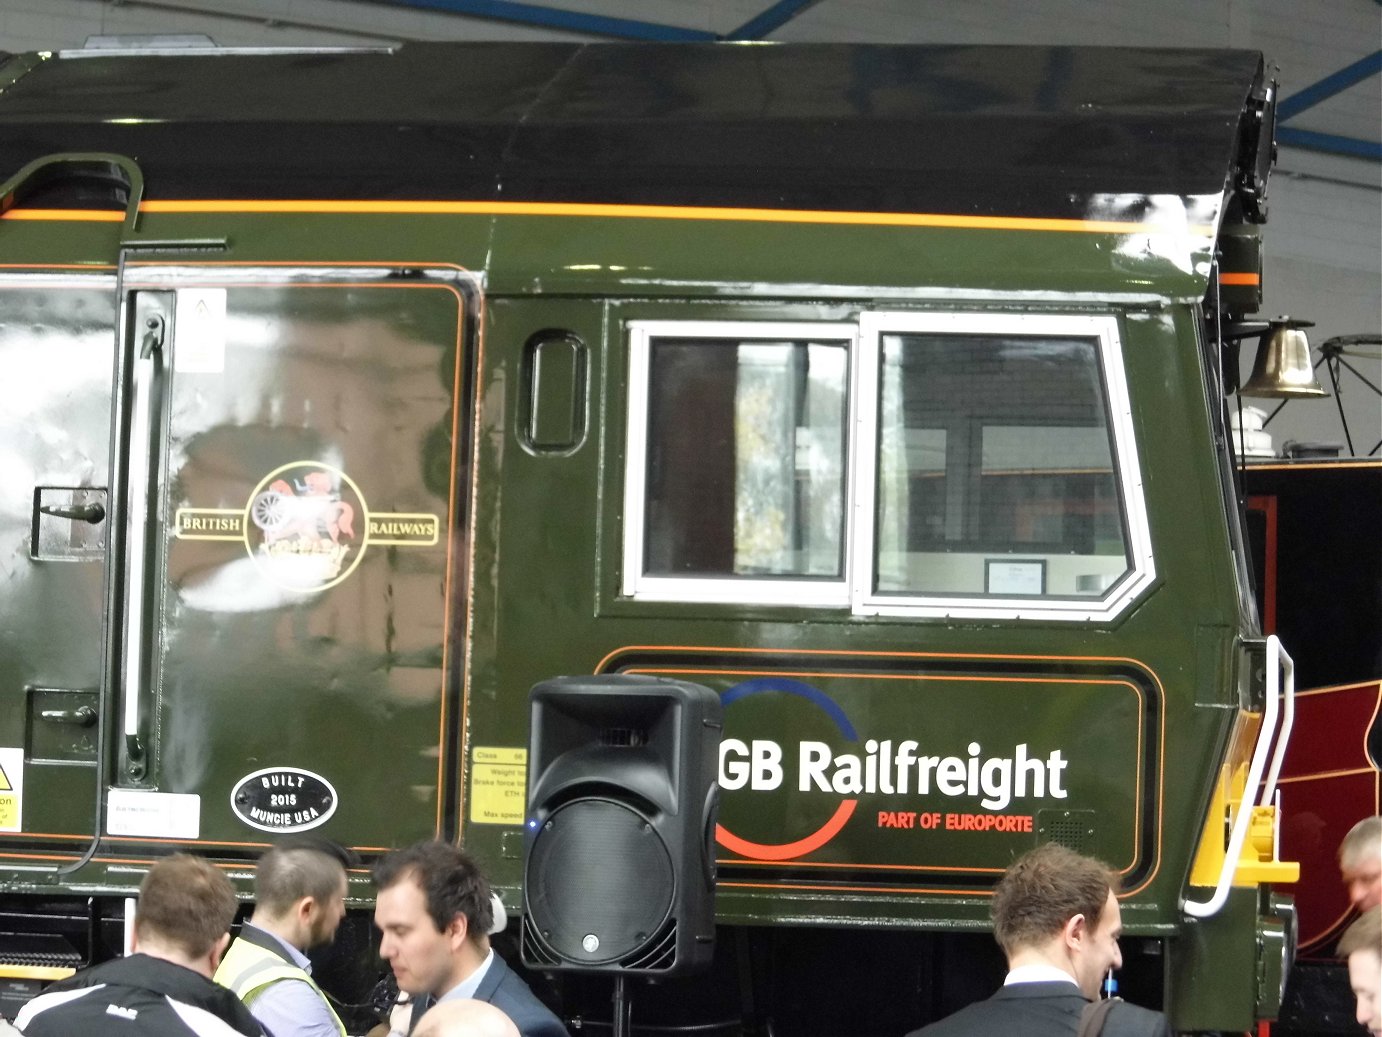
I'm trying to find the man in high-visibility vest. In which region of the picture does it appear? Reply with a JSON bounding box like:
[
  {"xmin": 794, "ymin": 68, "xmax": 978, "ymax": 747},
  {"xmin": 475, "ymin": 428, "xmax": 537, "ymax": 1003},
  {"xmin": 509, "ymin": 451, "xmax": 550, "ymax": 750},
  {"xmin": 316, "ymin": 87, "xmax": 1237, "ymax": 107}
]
[{"xmin": 216, "ymin": 839, "xmax": 352, "ymax": 1037}]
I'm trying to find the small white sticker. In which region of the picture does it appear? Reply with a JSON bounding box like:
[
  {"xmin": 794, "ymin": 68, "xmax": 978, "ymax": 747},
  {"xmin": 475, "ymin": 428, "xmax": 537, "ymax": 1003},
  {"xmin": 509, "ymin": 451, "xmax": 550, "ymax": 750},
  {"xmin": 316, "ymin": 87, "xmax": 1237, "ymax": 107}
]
[
  {"xmin": 0, "ymin": 747, "xmax": 23, "ymax": 832},
  {"xmin": 106, "ymin": 788, "xmax": 201, "ymax": 839},
  {"xmin": 174, "ymin": 288, "xmax": 227, "ymax": 374}
]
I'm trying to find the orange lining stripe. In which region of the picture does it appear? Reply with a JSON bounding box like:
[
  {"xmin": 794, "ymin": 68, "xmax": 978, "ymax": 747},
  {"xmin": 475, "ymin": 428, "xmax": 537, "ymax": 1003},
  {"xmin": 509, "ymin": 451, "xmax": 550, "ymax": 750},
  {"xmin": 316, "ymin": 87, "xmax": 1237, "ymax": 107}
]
[
  {"xmin": 631, "ymin": 663, "xmax": 1155, "ymax": 885},
  {"xmin": 721, "ymin": 881, "xmax": 996, "ymax": 896},
  {"xmin": 1292, "ymin": 679, "xmax": 1381, "ymax": 698},
  {"xmin": 1219, "ymin": 272, "xmax": 1260, "ymax": 286},
  {"xmin": 606, "ymin": 645, "xmax": 1165, "ymax": 897},
  {"xmin": 1276, "ymin": 767, "xmax": 1378, "ymax": 784},
  {"xmin": 1247, "ymin": 460, "xmax": 1382, "ymax": 472},
  {"xmin": 4, "ymin": 199, "xmax": 1216, "ymax": 236},
  {"xmin": 1, "ymin": 208, "xmax": 123, "ymax": 222}
]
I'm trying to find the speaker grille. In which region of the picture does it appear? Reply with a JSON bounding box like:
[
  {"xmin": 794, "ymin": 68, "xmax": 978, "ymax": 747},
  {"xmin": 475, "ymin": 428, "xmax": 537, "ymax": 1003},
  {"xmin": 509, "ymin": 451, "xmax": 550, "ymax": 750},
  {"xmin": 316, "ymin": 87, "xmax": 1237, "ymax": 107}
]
[
  {"xmin": 525, "ymin": 797, "xmax": 676, "ymax": 967},
  {"xmin": 1037, "ymin": 809, "xmax": 1097, "ymax": 854}
]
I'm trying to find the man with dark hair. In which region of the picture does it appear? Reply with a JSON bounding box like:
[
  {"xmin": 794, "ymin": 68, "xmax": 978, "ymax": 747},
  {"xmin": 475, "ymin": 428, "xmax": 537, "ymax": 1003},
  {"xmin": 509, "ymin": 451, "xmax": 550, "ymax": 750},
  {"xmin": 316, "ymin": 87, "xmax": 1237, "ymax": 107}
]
[
  {"xmin": 215, "ymin": 839, "xmax": 352, "ymax": 1037},
  {"xmin": 15, "ymin": 853, "xmax": 265, "ymax": 1036},
  {"xmin": 372, "ymin": 841, "xmax": 567, "ymax": 1037},
  {"xmin": 1338, "ymin": 906, "xmax": 1381, "ymax": 1037},
  {"xmin": 907, "ymin": 842, "xmax": 1172, "ymax": 1036}
]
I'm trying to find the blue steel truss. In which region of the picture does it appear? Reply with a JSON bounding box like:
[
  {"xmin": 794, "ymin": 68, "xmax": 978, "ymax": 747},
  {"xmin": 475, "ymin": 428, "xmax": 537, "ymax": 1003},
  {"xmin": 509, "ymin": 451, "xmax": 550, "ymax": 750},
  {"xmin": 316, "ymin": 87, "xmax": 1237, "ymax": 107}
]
[
  {"xmin": 1277, "ymin": 49, "xmax": 1380, "ymax": 161},
  {"xmin": 366, "ymin": 0, "xmax": 823, "ymax": 41}
]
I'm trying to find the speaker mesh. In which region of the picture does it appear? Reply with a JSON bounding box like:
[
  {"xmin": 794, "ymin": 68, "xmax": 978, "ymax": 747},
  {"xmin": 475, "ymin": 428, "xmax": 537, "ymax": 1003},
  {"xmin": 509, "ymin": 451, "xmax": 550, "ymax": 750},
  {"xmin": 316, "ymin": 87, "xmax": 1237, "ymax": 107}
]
[{"xmin": 526, "ymin": 798, "xmax": 675, "ymax": 965}]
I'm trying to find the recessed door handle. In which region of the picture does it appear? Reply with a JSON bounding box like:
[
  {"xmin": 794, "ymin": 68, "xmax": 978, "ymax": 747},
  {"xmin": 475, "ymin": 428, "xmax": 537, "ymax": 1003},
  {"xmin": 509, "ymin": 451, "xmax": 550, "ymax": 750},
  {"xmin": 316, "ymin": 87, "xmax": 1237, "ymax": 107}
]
[
  {"xmin": 39, "ymin": 706, "xmax": 97, "ymax": 727},
  {"xmin": 38, "ymin": 502, "xmax": 106, "ymax": 524}
]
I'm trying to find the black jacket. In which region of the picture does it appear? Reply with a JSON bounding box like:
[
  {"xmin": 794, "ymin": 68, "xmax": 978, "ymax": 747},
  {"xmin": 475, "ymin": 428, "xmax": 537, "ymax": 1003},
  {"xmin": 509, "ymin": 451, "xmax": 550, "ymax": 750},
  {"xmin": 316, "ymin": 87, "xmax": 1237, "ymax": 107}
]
[
  {"xmin": 15, "ymin": 953, "xmax": 268, "ymax": 1037},
  {"xmin": 907, "ymin": 981, "xmax": 1173, "ymax": 1037}
]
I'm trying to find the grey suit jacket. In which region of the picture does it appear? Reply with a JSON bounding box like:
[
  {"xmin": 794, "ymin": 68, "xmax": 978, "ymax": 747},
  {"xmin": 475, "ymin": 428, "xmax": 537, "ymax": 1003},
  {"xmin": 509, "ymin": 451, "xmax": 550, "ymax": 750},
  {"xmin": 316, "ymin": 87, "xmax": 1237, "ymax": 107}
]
[
  {"xmin": 409, "ymin": 954, "xmax": 568, "ymax": 1037},
  {"xmin": 473, "ymin": 955, "xmax": 568, "ymax": 1037},
  {"xmin": 906, "ymin": 981, "xmax": 1173, "ymax": 1037}
]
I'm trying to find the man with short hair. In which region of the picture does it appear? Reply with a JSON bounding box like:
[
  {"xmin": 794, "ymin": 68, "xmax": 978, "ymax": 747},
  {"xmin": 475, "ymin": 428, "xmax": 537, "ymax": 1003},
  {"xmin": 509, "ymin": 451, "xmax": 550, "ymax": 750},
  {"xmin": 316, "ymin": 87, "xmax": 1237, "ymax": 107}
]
[
  {"xmin": 1338, "ymin": 906, "xmax": 1381, "ymax": 1037},
  {"xmin": 372, "ymin": 841, "xmax": 567, "ymax": 1037},
  {"xmin": 1340, "ymin": 816, "xmax": 1382, "ymax": 914},
  {"xmin": 906, "ymin": 842, "xmax": 1172, "ymax": 1036},
  {"xmin": 15, "ymin": 853, "xmax": 265, "ymax": 1036},
  {"xmin": 215, "ymin": 839, "xmax": 352, "ymax": 1037},
  {"xmin": 413, "ymin": 999, "xmax": 520, "ymax": 1037}
]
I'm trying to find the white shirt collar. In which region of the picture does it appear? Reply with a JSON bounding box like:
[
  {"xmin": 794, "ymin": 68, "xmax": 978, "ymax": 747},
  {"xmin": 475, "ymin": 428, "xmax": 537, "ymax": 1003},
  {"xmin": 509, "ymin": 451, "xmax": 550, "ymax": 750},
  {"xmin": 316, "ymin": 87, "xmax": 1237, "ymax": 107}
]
[
  {"xmin": 1003, "ymin": 963, "xmax": 1079, "ymax": 987},
  {"xmin": 439, "ymin": 947, "xmax": 495, "ymax": 1003}
]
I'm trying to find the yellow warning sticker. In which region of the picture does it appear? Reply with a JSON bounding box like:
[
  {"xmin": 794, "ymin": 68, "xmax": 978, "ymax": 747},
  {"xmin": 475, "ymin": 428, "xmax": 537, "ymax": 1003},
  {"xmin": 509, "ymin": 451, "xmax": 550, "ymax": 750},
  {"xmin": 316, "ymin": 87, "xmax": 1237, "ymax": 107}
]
[
  {"xmin": 0, "ymin": 748, "xmax": 23, "ymax": 832},
  {"xmin": 469, "ymin": 747, "xmax": 527, "ymax": 826}
]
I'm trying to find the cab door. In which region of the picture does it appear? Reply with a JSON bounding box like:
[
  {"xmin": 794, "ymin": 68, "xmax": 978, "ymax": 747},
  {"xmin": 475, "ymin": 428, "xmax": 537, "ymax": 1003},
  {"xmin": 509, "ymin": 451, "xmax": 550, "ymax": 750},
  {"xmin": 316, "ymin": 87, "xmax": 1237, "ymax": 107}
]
[
  {"xmin": 109, "ymin": 264, "xmax": 471, "ymax": 853},
  {"xmin": 0, "ymin": 274, "xmax": 116, "ymax": 859}
]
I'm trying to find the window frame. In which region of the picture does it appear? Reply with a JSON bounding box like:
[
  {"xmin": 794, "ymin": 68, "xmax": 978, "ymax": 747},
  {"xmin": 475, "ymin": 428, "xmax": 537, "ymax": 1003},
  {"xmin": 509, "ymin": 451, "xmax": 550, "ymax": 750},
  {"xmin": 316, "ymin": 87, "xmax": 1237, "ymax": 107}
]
[
  {"xmin": 853, "ymin": 311, "xmax": 1155, "ymax": 621},
  {"xmin": 621, "ymin": 320, "xmax": 859, "ymax": 606},
  {"xmin": 620, "ymin": 312, "xmax": 1156, "ymax": 622}
]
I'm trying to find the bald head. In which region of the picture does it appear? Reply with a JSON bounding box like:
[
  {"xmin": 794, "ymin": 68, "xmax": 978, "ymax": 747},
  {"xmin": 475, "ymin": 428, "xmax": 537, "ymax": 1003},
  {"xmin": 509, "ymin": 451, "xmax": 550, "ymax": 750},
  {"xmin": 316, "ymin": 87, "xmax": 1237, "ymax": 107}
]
[{"xmin": 413, "ymin": 999, "xmax": 520, "ymax": 1037}]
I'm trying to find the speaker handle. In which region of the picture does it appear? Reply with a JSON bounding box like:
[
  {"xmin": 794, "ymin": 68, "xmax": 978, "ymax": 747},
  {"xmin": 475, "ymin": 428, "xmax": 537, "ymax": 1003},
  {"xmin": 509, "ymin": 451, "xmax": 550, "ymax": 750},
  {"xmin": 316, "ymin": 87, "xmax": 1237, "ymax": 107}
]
[{"xmin": 701, "ymin": 782, "xmax": 720, "ymax": 891}]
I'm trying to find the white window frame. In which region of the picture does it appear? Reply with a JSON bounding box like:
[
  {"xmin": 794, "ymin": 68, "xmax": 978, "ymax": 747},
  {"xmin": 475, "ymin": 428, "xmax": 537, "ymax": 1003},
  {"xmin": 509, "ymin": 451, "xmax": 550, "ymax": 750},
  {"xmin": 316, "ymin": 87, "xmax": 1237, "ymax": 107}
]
[
  {"xmin": 621, "ymin": 320, "xmax": 858, "ymax": 606},
  {"xmin": 620, "ymin": 313, "xmax": 1156, "ymax": 622},
  {"xmin": 853, "ymin": 311, "xmax": 1155, "ymax": 622}
]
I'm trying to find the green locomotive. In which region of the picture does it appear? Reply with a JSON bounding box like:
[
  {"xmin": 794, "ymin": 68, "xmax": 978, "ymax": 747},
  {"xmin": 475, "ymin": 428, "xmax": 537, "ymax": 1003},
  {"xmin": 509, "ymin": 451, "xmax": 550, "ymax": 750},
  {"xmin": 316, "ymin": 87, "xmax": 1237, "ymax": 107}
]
[{"xmin": 0, "ymin": 42, "xmax": 1301, "ymax": 1032}]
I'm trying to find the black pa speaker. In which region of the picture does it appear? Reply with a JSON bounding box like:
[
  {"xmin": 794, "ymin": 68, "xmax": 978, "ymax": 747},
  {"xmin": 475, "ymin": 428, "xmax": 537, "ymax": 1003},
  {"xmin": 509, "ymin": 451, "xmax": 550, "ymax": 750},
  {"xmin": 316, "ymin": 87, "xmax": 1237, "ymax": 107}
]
[{"xmin": 521, "ymin": 674, "xmax": 722, "ymax": 977}]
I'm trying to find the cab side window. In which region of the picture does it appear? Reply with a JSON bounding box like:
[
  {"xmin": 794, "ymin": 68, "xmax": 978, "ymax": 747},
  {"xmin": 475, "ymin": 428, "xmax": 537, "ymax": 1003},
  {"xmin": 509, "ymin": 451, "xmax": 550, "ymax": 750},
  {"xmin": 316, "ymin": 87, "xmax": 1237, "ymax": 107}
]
[{"xmin": 624, "ymin": 322, "xmax": 853, "ymax": 605}]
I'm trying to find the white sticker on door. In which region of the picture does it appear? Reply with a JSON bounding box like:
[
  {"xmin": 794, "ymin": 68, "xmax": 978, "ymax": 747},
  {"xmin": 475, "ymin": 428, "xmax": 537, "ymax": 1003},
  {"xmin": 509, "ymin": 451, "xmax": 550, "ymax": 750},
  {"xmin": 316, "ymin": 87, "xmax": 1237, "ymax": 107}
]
[
  {"xmin": 174, "ymin": 288, "xmax": 227, "ymax": 374},
  {"xmin": 106, "ymin": 788, "xmax": 201, "ymax": 839}
]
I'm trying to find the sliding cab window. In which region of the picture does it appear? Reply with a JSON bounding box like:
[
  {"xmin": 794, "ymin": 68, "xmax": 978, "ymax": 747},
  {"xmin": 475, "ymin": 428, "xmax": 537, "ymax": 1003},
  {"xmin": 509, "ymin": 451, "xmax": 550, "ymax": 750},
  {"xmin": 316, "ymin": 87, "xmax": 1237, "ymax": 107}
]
[
  {"xmin": 622, "ymin": 322, "xmax": 856, "ymax": 605},
  {"xmin": 857, "ymin": 313, "xmax": 1154, "ymax": 620},
  {"xmin": 622, "ymin": 314, "xmax": 1154, "ymax": 621}
]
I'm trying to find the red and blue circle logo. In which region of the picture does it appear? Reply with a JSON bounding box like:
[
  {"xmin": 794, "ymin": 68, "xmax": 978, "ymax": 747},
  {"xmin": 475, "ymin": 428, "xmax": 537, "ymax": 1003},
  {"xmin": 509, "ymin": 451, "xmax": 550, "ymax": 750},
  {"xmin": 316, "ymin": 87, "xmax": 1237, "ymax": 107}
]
[{"xmin": 715, "ymin": 677, "xmax": 859, "ymax": 862}]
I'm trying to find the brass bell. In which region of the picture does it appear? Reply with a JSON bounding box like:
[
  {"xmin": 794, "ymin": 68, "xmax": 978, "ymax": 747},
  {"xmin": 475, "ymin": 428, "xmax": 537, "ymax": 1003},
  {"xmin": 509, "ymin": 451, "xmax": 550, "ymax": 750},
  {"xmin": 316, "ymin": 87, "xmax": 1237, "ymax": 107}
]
[{"xmin": 1240, "ymin": 318, "xmax": 1327, "ymax": 398}]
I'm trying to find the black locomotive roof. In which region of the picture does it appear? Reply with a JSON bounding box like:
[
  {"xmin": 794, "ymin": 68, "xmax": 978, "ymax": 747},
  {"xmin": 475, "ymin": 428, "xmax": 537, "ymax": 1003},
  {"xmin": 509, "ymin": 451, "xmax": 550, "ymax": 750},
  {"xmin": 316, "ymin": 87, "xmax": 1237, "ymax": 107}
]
[{"xmin": 0, "ymin": 43, "xmax": 1266, "ymax": 223}]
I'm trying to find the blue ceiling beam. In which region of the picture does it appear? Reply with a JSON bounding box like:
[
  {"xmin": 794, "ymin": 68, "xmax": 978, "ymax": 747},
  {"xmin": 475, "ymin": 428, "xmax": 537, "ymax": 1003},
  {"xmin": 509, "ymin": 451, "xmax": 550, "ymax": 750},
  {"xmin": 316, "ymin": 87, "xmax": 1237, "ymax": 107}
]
[
  {"xmin": 725, "ymin": 0, "xmax": 825, "ymax": 40},
  {"xmin": 1277, "ymin": 126, "xmax": 1382, "ymax": 161},
  {"xmin": 1277, "ymin": 50, "xmax": 1381, "ymax": 120},
  {"xmin": 369, "ymin": 0, "xmax": 717, "ymax": 41}
]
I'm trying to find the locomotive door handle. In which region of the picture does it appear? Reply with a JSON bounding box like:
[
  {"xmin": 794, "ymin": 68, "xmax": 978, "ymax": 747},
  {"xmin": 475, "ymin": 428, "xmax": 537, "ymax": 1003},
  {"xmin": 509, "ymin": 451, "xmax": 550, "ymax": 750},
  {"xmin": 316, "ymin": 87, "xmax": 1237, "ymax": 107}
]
[
  {"xmin": 118, "ymin": 296, "xmax": 172, "ymax": 783},
  {"xmin": 39, "ymin": 705, "xmax": 98, "ymax": 726},
  {"xmin": 38, "ymin": 501, "xmax": 106, "ymax": 524}
]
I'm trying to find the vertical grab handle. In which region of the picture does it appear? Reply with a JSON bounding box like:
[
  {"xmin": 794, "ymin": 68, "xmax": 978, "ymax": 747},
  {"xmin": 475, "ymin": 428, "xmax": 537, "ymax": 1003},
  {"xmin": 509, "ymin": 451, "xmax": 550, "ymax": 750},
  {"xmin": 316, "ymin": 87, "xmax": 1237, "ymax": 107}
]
[
  {"xmin": 1183, "ymin": 634, "xmax": 1290, "ymax": 918},
  {"xmin": 1260, "ymin": 638, "xmax": 1295, "ymax": 806},
  {"xmin": 121, "ymin": 312, "xmax": 166, "ymax": 780}
]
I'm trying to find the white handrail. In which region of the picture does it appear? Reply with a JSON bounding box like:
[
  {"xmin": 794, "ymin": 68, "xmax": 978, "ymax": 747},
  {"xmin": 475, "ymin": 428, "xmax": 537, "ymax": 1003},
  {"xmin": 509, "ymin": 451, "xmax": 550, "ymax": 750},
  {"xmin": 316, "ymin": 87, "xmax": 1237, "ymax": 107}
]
[
  {"xmin": 122, "ymin": 332, "xmax": 160, "ymax": 765},
  {"xmin": 1183, "ymin": 634, "xmax": 1288, "ymax": 918},
  {"xmin": 1260, "ymin": 639, "xmax": 1295, "ymax": 805}
]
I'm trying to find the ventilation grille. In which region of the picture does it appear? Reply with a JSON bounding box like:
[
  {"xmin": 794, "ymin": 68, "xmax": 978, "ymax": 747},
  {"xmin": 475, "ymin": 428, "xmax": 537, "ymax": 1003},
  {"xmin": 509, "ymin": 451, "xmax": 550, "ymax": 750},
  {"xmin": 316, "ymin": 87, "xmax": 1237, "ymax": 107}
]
[
  {"xmin": 522, "ymin": 914, "xmax": 679, "ymax": 972},
  {"xmin": 1037, "ymin": 809, "xmax": 1097, "ymax": 854}
]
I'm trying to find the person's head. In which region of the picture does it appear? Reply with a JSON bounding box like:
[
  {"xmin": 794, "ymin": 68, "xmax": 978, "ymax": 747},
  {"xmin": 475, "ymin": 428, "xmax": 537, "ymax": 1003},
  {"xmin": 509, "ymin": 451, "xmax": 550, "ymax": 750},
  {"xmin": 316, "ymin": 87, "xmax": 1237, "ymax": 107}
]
[
  {"xmin": 372, "ymin": 841, "xmax": 494, "ymax": 999},
  {"xmin": 253, "ymin": 839, "xmax": 351, "ymax": 951},
  {"xmin": 413, "ymin": 998, "xmax": 520, "ymax": 1037},
  {"xmin": 133, "ymin": 853, "xmax": 238, "ymax": 976},
  {"xmin": 1340, "ymin": 816, "xmax": 1382, "ymax": 914},
  {"xmin": 991, "ymin": 842, "xmax": 1123, "ymax": 998},
  {"xmin": 1338, "ymin": 906, "xmax": 1381, "ymax": 1036}
]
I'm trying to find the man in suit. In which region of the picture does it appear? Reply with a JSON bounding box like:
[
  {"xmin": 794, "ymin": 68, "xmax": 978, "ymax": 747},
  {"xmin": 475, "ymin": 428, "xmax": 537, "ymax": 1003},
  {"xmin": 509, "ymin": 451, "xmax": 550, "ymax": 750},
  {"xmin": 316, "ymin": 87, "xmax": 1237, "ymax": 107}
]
[
  {"xmin": 907, "ymin": 842, "xmax": 1172, "ymax": 1037},
  {"xmin": 1338, "ymin": 906, "xmax": 1381, "ymax": 1037},
  {"xmin": 373, "ymin": 841, "xmax": 567, "ymax": 1037}
]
